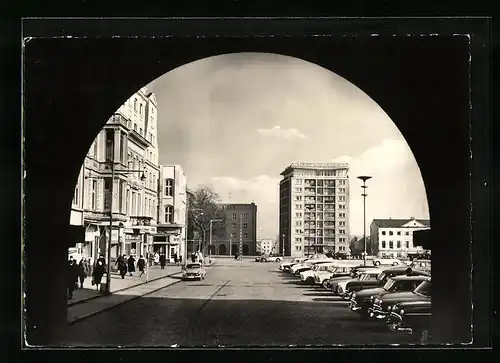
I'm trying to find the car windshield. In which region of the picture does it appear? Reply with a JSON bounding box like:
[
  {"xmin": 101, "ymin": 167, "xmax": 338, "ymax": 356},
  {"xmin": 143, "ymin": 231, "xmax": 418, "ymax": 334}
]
[
  {"xmin": 359, "ymin": 273, "xmax": 370, "ymax": 281},
  {"xmin": 186, "ymin": 264, "xmax": 201, "ymax": 269},
  {"xmin": 414, "ymin": 280, "xmax": 432, "ymax": 296},
  {"xmin": 383, "ymin": 278, "xmax": 395, "ymax": 290},
  {"xmin": 377, "ymin": 272, "xmax": 386, "ymax": 281}
]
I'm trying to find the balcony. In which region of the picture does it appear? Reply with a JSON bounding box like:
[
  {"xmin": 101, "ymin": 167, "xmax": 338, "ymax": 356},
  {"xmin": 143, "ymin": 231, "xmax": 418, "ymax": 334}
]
[
  {"xmin": 108, "ymin": 113, "xmax": 130, "ymax": 129},
  {"xmin": 128, "ymin": 128, "xmax": 153, "ymax": 148}
]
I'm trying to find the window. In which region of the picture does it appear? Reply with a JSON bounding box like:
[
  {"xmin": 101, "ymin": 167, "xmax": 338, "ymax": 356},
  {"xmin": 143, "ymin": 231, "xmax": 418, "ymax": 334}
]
[
  {"xmin": 232, "ymin": 223, "xmax": 236, "ymax": 228},
  {"xmin": 339, "ymin": 229, "xmax": 345, "ymax": 234},
  {"xmin": 397, "ymin": 231, "xmax": 401, "ymax": 235},
  {"xmin": 243, "ymin": 223, "xmax": 248, "ymax": 229},
  {"xmin": 295, "ymin": 204, "xmax": 302, "ymax": 209},
  {"xmin": 232, "ymin": 213, "xmax": 237, "ymax": 220},
  {"xmin": 389, "ymin": 241, "xmax": 394, "ymax": 249},
  {"xmin": 243, "ymin": 213, "xmax": 248, "ymax": 220},
  {"xmin": 405, "ymin": 231, "xmax": 410, "ymax": 236},
  {"xmin": 295, "ymin": 196, "xmax": 302, "ymax": 201},
  {"xmin": 382, "ymin": 231, "xmax": 386, "ymax": 235},
  {"xmin": 105, "ymin": 129, "xmax": 114, "ymax": 162},
  {"xmin": 339, "ymin": 204, "xmax": 345, "ymax": 209},
  {"xmin": 406, "ymin": 241, "xmax": 410, "ymax": 248},
  {"xmin": 134, "ymin": 98, "xmax": 138, "ymax": 111},
  {"xmin": 118, "ymin": 181, "xmax": 124, "ymax": 213},
  {"xmin": 165, "ymin": 178, "xmax": 174, "ymax": 197},
  {"xmin": 103, "ymin": 178, "xmax": 112, "ymax": 210},
  {"xmin": 73, "ymin": 184, "xmax": 79, "ymax": 206},
  {"xmin": 295, "ymin": 212, "xmax": 302, "ymax": 217},
  {"xmin": 93, "ymin": 140, "xmax": 98, "ymax": 158},
  {"xmin": 338, "ymin": 196, "xmax": 346, "ymax": 202},
  {"xmin": 339, "ymin": 212, "xmax": 346, "ymax": 218},
  {"xmin": 389, "ymin": 231, "xmax": 394, "ymax": 235},
  {"xmin": 382, "ymin": 241, "xmax": 386, "ymax": 248},
  {"xmin": 131, "ymin": 191, "xmax": 136, "ymax": 216},
  {"xmin": 295, "ymin": 220, "xmax": 302, "ymax": 226},
  {"xmin": 339, "ymin": 221, "xmax": 345, "ymax": 226},
  {"xmin": 243, "ymin": 233, "xmax": 248, "ymax": 238},
  {"xmin": 139, "ymin": 127, "xmax": 143, "ymax": 135},
  {"xmin": 397, "ymin": 241, "xmax": 401, "ymax": 248},
  {"xmin": 134, "ymin": 123, "xmax": 137, "ymax": 131},
  {"xmin": 139, "ymin": 104, "xmax": 143, "ymax": 114},
  {"xmin": 231, "ymin": 232, "xmax": 237, "ymax": 238},
  {"xmin": 120, "ymin": 132, "xmax": 127, "ymax": 164},
  {"xmin": 296, "ymin": 179, "xmax": 303, "ymax": 184},
  {"xmin": 126, "ymin": 189, "xmax": 130, "ymax": 215},
  {"xmin": 164, "ymin": 205, "xmax": 173, "ymax": 224}
]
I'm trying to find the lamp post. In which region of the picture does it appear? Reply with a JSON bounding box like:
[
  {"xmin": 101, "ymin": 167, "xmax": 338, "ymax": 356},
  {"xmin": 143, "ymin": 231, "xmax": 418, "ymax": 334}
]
[
  {"xmin": 209, "ymin": 219, "xmax": 222, "ymax": 264},
  {"xmin": 105, "ymin": 161, "xmax": 146, "ymax": 294},
  {"xmin": 357, "ymin": 176, "xmax": 372, "ymax": 267},
  {"xmin": 282, "ymin": 234, "xmax": 285, "ymax": 257}
]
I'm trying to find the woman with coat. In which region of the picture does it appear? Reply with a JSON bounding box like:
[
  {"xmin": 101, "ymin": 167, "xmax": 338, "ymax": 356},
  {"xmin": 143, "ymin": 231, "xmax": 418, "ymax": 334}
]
[
  {"xmin": 116, "ymin": 254, "xmax": 127, "ymax": 279},
  {"xmin": 127, "ymin": 255, "xmax": 136, "ymax": 276},
  {"xmin": 92, "ymin": 254, "xmax": 106, "ymax": 292}
]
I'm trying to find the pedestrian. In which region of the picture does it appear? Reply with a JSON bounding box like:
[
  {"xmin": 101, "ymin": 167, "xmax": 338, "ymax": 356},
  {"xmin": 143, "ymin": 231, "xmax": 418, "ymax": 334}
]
[
  {"xmin": 127, "ymin": 254, "xmax": 136, "ymax": 276},
  {"xmin": 116, "ymin": 254, "xmax": 127, "ymax": 279},
  {"xmin": 92, "ymin": 254, "xmax": 106, "ymax": 292},
  {"xmin": 159, "ymin": 253, "xmax": 166, "ymax": 269},
  {"xmin": 179, "ymin": 255, "xmax": 182, "ymax": 265},
  {"xmin": 87, "ymin": 258, "xmax": 93, "ymax": 280},
  {"xmin": 78, "ymin": 258, "xmax": 87, "ymax": 289},
  {"xmin": 154, "ymin": 252, "xmax": 160, "ymax": 265},
  {"xmin": 173, "ymin": 252, "xmax": 178, "ymax": 265},
  {"xmin": 67, "ymin": 259, "xmax": 79, "ymax": 299},
  {"xmin": 137, "ymin": 255, "xmax": 146, "ymax": 277},
  {"xmin": 191, "ymin": 252, "xmax": 196, "ymax": 263}
]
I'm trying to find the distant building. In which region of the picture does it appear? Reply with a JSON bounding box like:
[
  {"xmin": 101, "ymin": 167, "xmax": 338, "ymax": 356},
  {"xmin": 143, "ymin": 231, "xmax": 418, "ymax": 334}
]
[
  {"xmin": 156, "ymin": 165, "xmax": 188, "ymax": 263},
  {"xmin": 258, "ymin": 239, "xmax": 277, "ymax": 255},
  {"xmin": 211, "ymin": 203, "xmax": 258, "ymax": 256},
  {"xmin": 370, "ymin": 217, "xmax": 431, "ymax": 258},
  {"xmin": 279, "ymin": 162, "xmax": 350, "ymax": 257}
]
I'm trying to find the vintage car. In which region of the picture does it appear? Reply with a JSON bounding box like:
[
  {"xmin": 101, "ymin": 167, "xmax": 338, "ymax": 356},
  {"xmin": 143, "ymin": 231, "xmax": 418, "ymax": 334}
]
[
  {"xmin": 369, "ymin": 278, "xmax": 432, "ymax": 320},
  {"xmin": 327, "ymin": 266, "xmax": 378, "ymax": 291},
  {"xmin": 256, "ymin": 254, "xmax": 283, "ymax": 263},
  {"xmin": 349, "ymin": 275, "xmax": 429, "ymax": 317},
  {"xmin": 336, "ymin": 269, "xmax": 383, "ymax": 297},
  {"xmin": 300, "ymin": 262, "xmax": 341, "ymax": 284},
  {"xmin": 279, "ymin": 257, "xmax": 308, "ymax": 271},
  {"xmin": 290, "ymin": 258, "xmax": 333, "ymax": 275},
  {"xmin": 407, "ymin": 259, "xmax": 431, "ymax": 273},
  {"xmin": 182, "ymin": 262, "xmax": 206, "ymax": 280},
  {"xmin": 344, "ymin": 267, "xmax": 431, "ymax": 297},
  {"xmin": 386, "ymin": 300, "xmax": 432, "ymax": 334},
  {"xmin": 315, "ymin": 265, "xmax": 352, "ymax": 288},
  {"xmin": 372, "ymin": 257, "xmax": 404, "ymax": 267}
]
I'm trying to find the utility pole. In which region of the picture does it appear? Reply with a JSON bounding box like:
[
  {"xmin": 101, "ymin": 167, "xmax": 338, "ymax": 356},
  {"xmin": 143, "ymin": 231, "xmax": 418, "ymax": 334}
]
[
  {"xmin": 105, "ymin": 161, "xmax": 115, "ymax": 294},
  {"xmin": 282, "ymin": 234, "xmax": 285, "ymax": 257},
  {"xmin": 357, "ymin": 176, "xmax": 372, "ymax": 267}
]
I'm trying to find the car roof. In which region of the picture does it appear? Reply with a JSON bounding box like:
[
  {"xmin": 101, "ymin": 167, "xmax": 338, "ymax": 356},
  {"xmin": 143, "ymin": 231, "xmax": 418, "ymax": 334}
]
[{"xmin": 391, "ymin": 275, "xmax": 430, "ymax": 281}]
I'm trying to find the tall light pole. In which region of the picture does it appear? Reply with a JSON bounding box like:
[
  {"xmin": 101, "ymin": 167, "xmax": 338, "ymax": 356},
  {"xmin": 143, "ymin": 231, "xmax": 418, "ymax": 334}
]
[
  {"xmin": 357, "ymin": 176, "xmax": 372, "ymax": 267},
  {"xmin": 282, "ymin": 234, "xmax": 285, "ymax": 257},
  {"xmin": 209, "ymin": 219, "xmax": 222, "ymax": 264}
]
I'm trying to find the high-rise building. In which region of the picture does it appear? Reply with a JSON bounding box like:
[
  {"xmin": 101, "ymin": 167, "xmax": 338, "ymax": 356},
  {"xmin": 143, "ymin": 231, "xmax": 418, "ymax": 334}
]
[
  {"xmin": 69, "ymin": 87, "xmax": 160, "ymax": 263},
  {"xmin": 211, "ymin": 203, "xmax": 258, "ymax": 256},
  {"xmin": 156, "ymin": 164, "xmax": 188, "ymax": 263},
  {"xmin": 279, "ymin": 162, "xmax": 350, "ymax": 257}
]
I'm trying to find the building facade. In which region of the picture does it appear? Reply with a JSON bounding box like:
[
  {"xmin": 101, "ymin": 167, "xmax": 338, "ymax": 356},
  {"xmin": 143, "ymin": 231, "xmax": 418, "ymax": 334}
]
[
  {"xmin": 370, "ymin": 218, "xmax": 431, "ymax": 258},
  {"xmin": 69, "ymin": 87, "xmax": 160, "ymax": 264},
  {"xmin": 156, "ymin": 164, "xmax": 188, "ymax": 263},
  {"xmin": 279, "ymin": 162, "xmax": 350, "ymax": 257},
  {"xmin": 211, "ymin": 203, "xmax": 258, "ymax": 256},
  {"xmin": 258, "ymin": 238, "xmax": 278, "ymax": 256}
]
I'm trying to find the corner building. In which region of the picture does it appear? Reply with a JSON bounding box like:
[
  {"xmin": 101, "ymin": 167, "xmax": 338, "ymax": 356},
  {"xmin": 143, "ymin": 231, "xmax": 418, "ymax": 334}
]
[{"xmin": 279, "ymin": 163, "xmax": 350, "ymax": 257}]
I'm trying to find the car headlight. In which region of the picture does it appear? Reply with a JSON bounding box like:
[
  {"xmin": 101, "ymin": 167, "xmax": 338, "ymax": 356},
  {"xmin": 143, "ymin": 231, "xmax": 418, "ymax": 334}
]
[
  {"xmin": 338, "ymin": 286, "xmax": 344, "ymax": 293},
  {"xmin": 352, "ymin": 292, "xmax": 356, "ymax": 299},
  {"xmin": 388, "ymin": 305, "xmax": 393, "ymax": 311},
  {"xmin": 400, "ymin": 309, "xmax": 405, "ymax": 315},
  {"xmin": 370, "ymin": 295, "xmax": 374, "ymax": 302},
  {"xmin": 375, "ymin": 298, "xmax": 382, "ymax": 305}
]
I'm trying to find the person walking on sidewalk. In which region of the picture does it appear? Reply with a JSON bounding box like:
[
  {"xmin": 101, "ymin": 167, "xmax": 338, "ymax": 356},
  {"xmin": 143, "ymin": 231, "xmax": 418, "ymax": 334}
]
[
  {"xmin": 173, "ymin": 252, "xmax": 178, "ymax": 265},
  {"xmin": 116, "ymin": 254, "xmax": 127, "ymax": 279},
  {"xmin": 77, "ymin": 258, "xmax": 87, "ymax": 289},
  {"xmin": 67, "ymin": 259, "xmax": 79, "ymax": 299},
  {"xmin": 127, "ymin": 255, "xmax": 136, "ymax": 276},
  {"xmin": 179, "ymin": 255, "xmax": 182, "ymax": 265},
  {"xmin": 92, "ymin": 254, "xmax": 106, "ymax": 292},
  {"xmin": 159, "ymin": 253, "xmax": 166, "ymax": 269},
  {"xmin": 137, "ymin": 255, "xmax": 146, "ymax": 277}
]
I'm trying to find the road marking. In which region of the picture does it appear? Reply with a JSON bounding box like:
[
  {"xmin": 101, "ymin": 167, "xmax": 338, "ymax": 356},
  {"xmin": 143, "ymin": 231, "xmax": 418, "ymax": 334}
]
[{"xmin": 196, "ymin": 280, "xmax": 231, "ymax": 313}]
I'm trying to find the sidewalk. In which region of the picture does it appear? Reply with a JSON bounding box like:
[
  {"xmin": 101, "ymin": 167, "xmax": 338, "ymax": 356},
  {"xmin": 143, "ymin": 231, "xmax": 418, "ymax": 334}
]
[
  {"xmin": 68, "ymin": 264, "xmax": 182, "ymax": 306},
  {"xmin": 67, "ymin": 261, "xmax": 216, "ymax": 324}
]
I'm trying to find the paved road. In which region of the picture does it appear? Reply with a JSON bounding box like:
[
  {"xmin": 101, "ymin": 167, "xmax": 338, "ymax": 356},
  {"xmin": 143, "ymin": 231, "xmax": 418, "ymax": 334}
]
[{"xmin": 60, "ymin": 259, "xmax": 420, "ymax": 346}]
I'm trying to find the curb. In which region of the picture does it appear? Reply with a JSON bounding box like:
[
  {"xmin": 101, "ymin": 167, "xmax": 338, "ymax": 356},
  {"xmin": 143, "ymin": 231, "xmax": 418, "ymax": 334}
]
[
  {"xmin": 67, "ymin": 270, "xmax": 183, "ymax": 307},
  {"xmin": 68, "ymin": 277, "xmax": 184, "ymax": 325}
]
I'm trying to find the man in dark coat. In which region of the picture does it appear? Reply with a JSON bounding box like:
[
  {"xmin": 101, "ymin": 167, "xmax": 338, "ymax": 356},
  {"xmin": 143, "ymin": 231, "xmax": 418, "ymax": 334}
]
[
  {"xmin": 159, "ymin": 253, "xmax": 166, "ymax": 269},
  {"xmin": 67, "ymin": 260, "xmax": 79, "ymax": 299},
  {"xmin": 127, "ymin": 255, "xmax": 136, "ymax": 276},
  {"xmin": 78, "ymin": 259, "xmax": 88, "ymax": 288},
  {"xmin": 116, "ymin": 254, "xmax": 127, "ymax": 279},
  {"xmin": 92, "ymin": 254, "xmax": 106, "ymax": 292},
  {"xmin": 137, "ymin": 255, "xmax": 146, "ymax": 277}
]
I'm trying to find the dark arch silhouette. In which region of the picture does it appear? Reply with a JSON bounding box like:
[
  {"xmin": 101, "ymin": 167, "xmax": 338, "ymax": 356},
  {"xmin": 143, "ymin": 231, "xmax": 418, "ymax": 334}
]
[
  {"xmin": 218, "ymin": 244, "xmax": 227, "ymax": 255},
  {"xmin": 23, "ymin": 30, "xmax": 481, "ymax": 346}
]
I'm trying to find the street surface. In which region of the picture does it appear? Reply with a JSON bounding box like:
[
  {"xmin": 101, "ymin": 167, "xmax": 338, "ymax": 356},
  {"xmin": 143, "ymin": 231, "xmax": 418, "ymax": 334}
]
[{"xmin": 60, "ymin": 259, "xmax": 419, "ymax": 346}]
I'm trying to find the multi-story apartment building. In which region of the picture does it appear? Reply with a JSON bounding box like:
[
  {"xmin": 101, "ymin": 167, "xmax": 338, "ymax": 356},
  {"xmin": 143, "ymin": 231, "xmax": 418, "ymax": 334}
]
[
  {"xmin": 155, "ymin": 164, "xmax": 188, "ymax": 263},
  {"xmin": 258, "ymin": 239, "xmax": 277, "ymax": 256},
  {"xmin": 69, "ymin": 87, "xmax": 160, "ymax": 263},
  {"xmin": 279, "ymin": 162, "xmax": 350, "ymax": 257},
  {"xmin": 370, "ymin": 218, "xmax": 431, "ymax": 258},
  {"xmin": 211, "ymin": 203, "xmax": 258, "ymax": 256}
]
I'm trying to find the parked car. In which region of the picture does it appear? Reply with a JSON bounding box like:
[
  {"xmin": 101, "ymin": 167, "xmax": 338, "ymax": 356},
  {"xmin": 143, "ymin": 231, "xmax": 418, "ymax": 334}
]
[
  {"xmin": 386, "ymin": 300, "xmax": 432, "ymax": 334},
  {"xmin": 315, "ymin": 265, "xmax": 352, "ymax": 288},
  {"xmin": 256, "ymin": 254, "xmax": 283, "ymax": 262},
  {"xmin": 290, "ymin": 258, "xmax": 333, "ymax": 275},
  {"xmin": 344, "ymin": 267, "xmax": 431, "ymax": 297},
  {"xmin": 369, "ymin": 278, "xmax": 432, "ymax": 320},
  {"xmin": 327, "ymin": 267, "xmax": 377, "ymax": 291},
  {"xmin": 300, "ymin": 262, "xmax": 340, "ymax": 284},
  {"xmin": 349, "ymin": 275, "xmax": 429, "ymax": 317},
  {"xmin": 280, "ymin": 257, "xmax": 308, "ymax": 271},
  {"xmin": 182, "ymin": 262, "xmax": 206, "ymax": 280},
  {"xmin": 336, "ymin": 269, "xmax": 383, "ymax": 297},
  {"xmin": 372, "ymin": 257, "xmax": 404, "ymax": 267},
  {"xmin": 407, "ymin": 259, "xmax": 431, "ymax": 273}
]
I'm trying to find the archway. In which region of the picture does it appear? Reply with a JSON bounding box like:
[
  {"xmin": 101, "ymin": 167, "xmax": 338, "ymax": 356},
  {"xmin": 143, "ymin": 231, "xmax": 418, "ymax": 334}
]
[
  {"xmin": 218, "ymin": 244, "xmax": 227, "ymax": 255},
  {"xmin": 24, "ymin": 35, "xmax": 474, "ymax": 345}
]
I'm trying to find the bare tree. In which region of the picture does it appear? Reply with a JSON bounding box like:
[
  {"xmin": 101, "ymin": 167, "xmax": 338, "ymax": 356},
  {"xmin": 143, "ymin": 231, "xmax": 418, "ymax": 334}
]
[{"xmin": 187, "ymin": 187, "xmax": 226, "ymax": 254}]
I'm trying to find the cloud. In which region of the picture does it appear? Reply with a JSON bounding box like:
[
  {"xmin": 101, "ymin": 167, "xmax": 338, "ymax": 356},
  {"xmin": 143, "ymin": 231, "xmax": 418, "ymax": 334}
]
[{"xmin": 256, "ymin": 125, "xmax": 306, "ymax": 140}]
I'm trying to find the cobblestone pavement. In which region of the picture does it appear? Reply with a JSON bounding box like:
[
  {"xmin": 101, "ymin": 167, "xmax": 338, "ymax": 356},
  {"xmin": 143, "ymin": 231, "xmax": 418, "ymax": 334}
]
[{"xmin": 59, "ymin": 259, "xmax": 420, "ymax": 347}]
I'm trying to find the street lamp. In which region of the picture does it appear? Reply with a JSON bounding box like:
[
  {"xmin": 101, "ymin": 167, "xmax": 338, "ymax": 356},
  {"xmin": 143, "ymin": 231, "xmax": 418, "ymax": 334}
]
[
  {"xmin": 282, "ymin": 234, "xmax": 285, "ymax": 257},
  {"xmin": 105, "ymin": 161, "xmax": 147, "ymax": 294},
  {"xmin": 209, "ymin": 219, "xmax": 222, "ymax": 264},
  {"xmin": 357, "ymin": 176, "xmax": 372, "ymax": 267}
]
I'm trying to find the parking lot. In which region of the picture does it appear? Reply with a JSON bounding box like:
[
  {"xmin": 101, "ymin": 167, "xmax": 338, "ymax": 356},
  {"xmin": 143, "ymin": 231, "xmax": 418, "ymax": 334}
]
[{"xmin": 60, "ymin": 258, "xmax": 421, "ymax": 346}]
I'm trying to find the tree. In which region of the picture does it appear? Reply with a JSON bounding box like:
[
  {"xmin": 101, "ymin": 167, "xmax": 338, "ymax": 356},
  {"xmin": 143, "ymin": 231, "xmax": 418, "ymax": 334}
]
[{"xmin": 187, "ymin": 187, "xmax": 226, "ymax": 254}]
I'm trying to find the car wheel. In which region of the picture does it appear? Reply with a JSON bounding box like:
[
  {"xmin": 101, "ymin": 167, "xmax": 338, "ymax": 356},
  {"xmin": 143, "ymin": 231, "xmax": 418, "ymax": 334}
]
[
  {"xmin": 374, "ymin": 261, "xmax": 381, "ymax": 266},
  {"xmin": 322, "ymin": 280, "xmax": 329, "ymax": 288},
  {"xmin": 275, "ymin": 258, "xmax": 280, "ymax": 262}
]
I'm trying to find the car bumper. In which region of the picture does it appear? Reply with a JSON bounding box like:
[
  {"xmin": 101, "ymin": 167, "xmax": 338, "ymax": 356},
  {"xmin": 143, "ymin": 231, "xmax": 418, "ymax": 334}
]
[
  {"xmin": 387, "ymin": 312, "xmax": 413, "ymax": 333},
  {"xmin": 183, "ymin": 274, "xmax": 202, "ymax": 279},
  {"xmin": 349, "ymin": 299, "xmax": 363, "ymax": 312},
  {"xmin": 368, "ymin": 304, "xmax": 389, "ymax": 320}
]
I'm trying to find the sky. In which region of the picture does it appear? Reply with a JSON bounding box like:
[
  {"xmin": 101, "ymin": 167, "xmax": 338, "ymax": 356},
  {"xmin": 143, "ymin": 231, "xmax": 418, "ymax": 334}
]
[{"xmin": 147, "ymin": 53, "xmax": 429, "ymax": 240}]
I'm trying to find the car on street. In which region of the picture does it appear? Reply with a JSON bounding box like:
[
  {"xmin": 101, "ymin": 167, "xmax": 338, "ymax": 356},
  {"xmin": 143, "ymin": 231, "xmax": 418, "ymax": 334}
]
[
  {"xmin": 327, "ymin": 266, "xmax": 378, "ymax": 291},
  {"xmin": 335, "ymin": 269, "xmax": 383, "ymax": 297},
  {"xmin": 386, "ymin": 300, "xmax": 432, "ymax": 334},
  {"xmin": 290, "ymin": 258, "xmax": 333, "ymax": 275},
  {"xmin": 343, "ymin": 267, "xmax": 431, "ymax": 297},
  {"xmin": 348, "ymin": 275, "xmax": 429, "ymax": 318},
  {"xmin": 280, "ymin": 257, "xmax": 309, "ymax": 271},
  {"xmin": 407, "ymin": 259, "xmax": 431, "ymax": 273},
  {"xmin": 314, "ymin": 265, "xmax": 352, "ymax": 288},
  {"xmin": 299, "ymin": 262, "xmax": 339, "ymax": 284},
  {"xmin": 182, "ymin": 263, "xmax": 206, "ymax": 280},
  {"xmin": 372, "ymin": 257, "xmax": 404, "ymax": 267},
  {"xmin": 369, "ymin": 278, "xmax": 432, "ymax": 320},
  {"xmin": 256, "ymin": 254, "xmax": 283, "ymax": 263}
]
